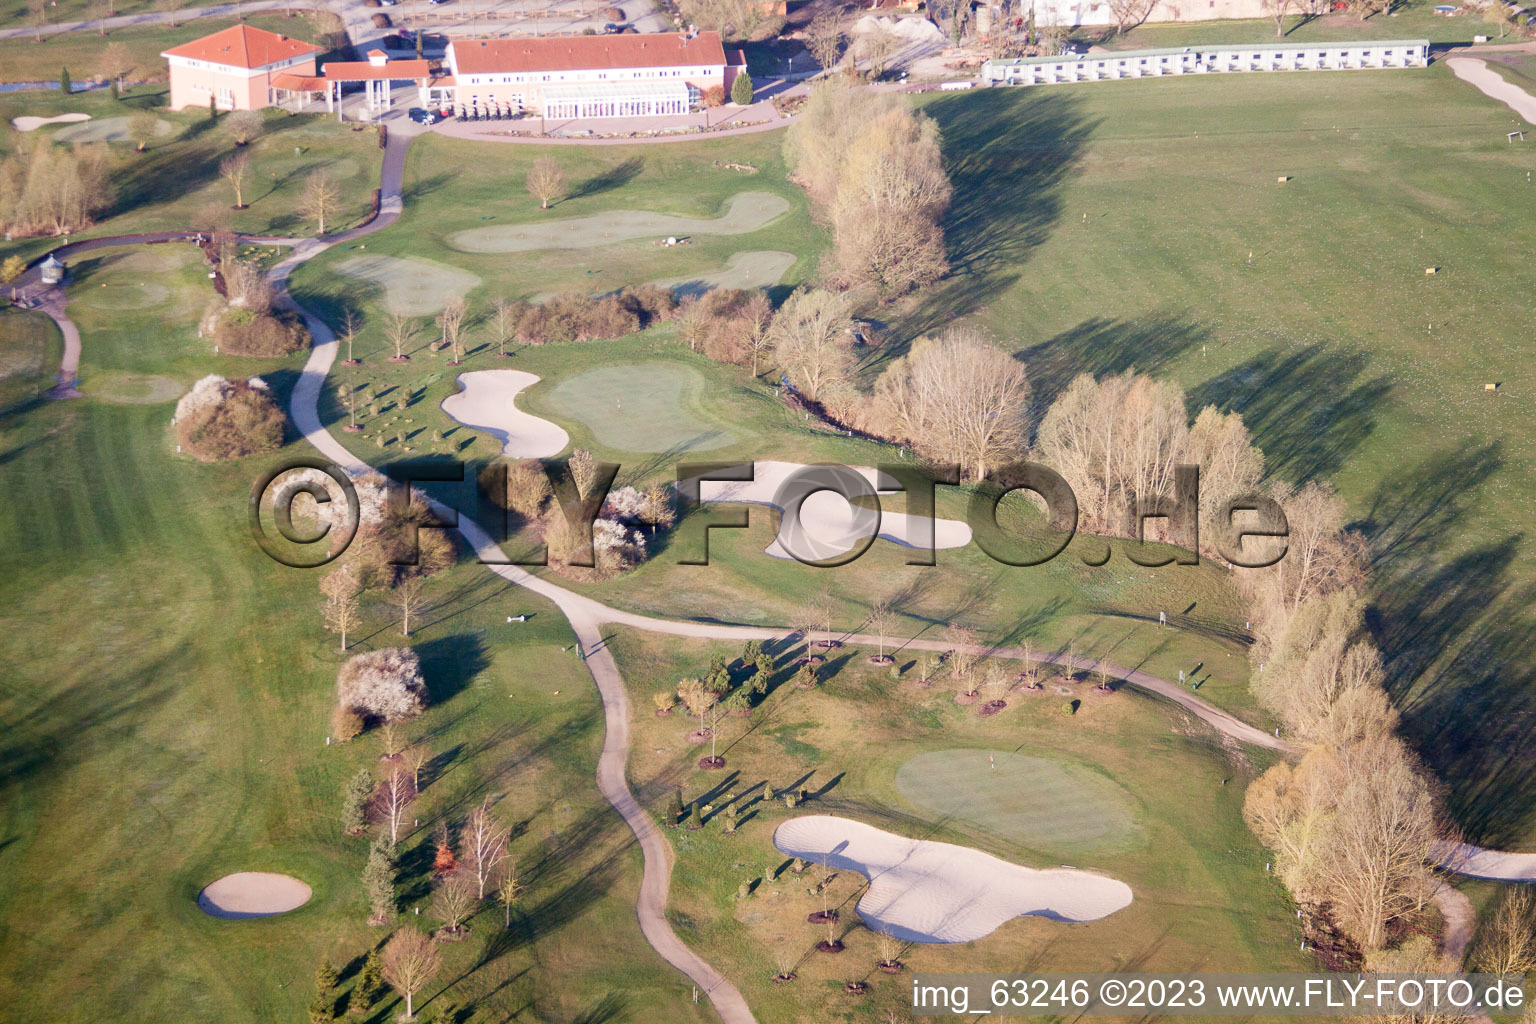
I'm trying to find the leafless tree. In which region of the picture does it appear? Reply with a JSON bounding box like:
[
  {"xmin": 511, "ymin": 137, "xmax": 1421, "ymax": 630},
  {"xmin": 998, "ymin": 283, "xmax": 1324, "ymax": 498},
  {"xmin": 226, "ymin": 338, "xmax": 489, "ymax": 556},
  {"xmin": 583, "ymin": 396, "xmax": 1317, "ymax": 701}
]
[
  {"xmin": 806, "ymin": 12, "xmax": 846, "ymax": 72},
  {"xmin": 321, "ymin": 563, "xmax": 363, "ymax": 651},
  {"xmin": 1107, "ymin": 0, "xmax": 1158, "ymax": 34},
  {"xmin": 128, "ymin": 111, "xmax": 159, "ymax": 153},
  {"xmin": 432, "ymin": 872, "xmax": 477, "ymax": 933},
  {"xmin": 1472, "ymin": 885, "xmax": 1536, "ymax": 976},
  {"xmin": 874, "ymin": 329, "xmax": 1028, "ymax": 481},
  {"xmin": 943, "ymin": 623, "xmax": 979, "ymax": 694},
  {"xmin": 1261, "ymin": 0, "xmax": 1296, "ymax": 35},
  {"xmin": 380, "ymin": 927, "xmax": 440, "ymax": 1019},
  {"xmin": 783, "ymin": 79, "xmax": 900, "ymax": 210},
  {"xmin": 858, "ymin": 27, "xmax": 898, "ymax": 79},
  {"xmin": 339, "ymin": 306, "xmax": 361, "ymax": 362},
  {"xmin": 379, "ymin": 763, "xmax": 414, "ymax": 847},
  {"xmin": 378, "ymin": 720, "xmax": 408, "ymax": 758},
  {"xmin": 463, "ymin": 799, "xmax": 509, "ymax": 898},
  {"xmin": 27, "ymin": 1, "xmax": 47, "ymax": 42},
  {"xmin": 496, "ymin": 861, "xmax": 524, "ymax": 927},
  {"xmin": 436, "ymin": 296, "xmax": 468, "ymax": 362},
  {"xmin": 383, "ymin": 311, "xmax": 416, "ymax": 360},
  {"xmin": 405, "ymin": 743, "xmax": 431, "ymax": 789},
  {"xmin": 490, "ymin": 297, "xmax": 516, "ymax": 356},
  {"xmin": 98, "ymin": 43, "xmax": 135, "ymax": 89},
  {"xmin": 767, "ymin": 289, "xmax": 853, "ymax": 402},
  {"xmin": 526, "ymin": 156, "xmax": 565, "ymax": 209},
  {"xmin": 297, "ymin": 169, "xmax": 339, "ymax": 235},
  {"xmin": 221, "ymin": 109, "xmax": 264, "ymax": 146},
  {"xmin": 865, "ymin": 598, "xmax": 896, "ymax": 660},
  {"xmin": 387, "ymin": 574, "xmax": 427, "ymax": 637},
  {"xmin": 156, "ymin": 0, "xmax": 181, "ymax": 27},
  {"xmin": 676, "ymin": 677, "xmax": 719, "ymax": 735}
]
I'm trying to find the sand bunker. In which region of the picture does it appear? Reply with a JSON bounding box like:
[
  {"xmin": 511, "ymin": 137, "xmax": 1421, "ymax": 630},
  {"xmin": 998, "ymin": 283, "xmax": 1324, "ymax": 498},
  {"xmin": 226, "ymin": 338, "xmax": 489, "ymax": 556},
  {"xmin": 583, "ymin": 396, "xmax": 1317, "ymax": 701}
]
[
  {"xmin": 52, "ymin": 115, "xmax": 171, "ymax": 144},
  {"xmin": 441, "ymin": 370, "xmax": 570, "ymax": 458},
  {"xmin": 1449, "ymin": 57, "xmax": 1536, "ymax": 123},
  {"xmin": 692, "ymin": 460, "xmax": 972, "ymax": 562},
  {"xmin": 447, "ymin": 192, "xmax": 791, "ymax": 253},
  {"xmin": 546, "ymin": 362, "xmax": 736, "ymax": 453},
  {"xmin": 650, "ymin": 250, "xmax": 795, "ymax": 298},
  {"xmin": 333, "ymin": 254, "xmax": 482, "ymax": 317},
  {"xmin": 774, "ymin": 815, "xmax": 1133, "ymax": 943},
  {"xmin": 197, "ymin": 872, "xmax": 312, "ymax": 919},
  {"xmin": 11, "ymin": 112, "xmax": 90, "ymax": 131}
]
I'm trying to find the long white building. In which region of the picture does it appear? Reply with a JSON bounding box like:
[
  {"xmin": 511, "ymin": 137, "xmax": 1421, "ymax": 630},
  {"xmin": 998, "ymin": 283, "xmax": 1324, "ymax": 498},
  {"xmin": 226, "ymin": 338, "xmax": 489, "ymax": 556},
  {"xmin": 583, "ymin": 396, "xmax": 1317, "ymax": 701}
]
[{"xmin": 983, "ymin": 38, "xmax": 1429, "ymax": 85}]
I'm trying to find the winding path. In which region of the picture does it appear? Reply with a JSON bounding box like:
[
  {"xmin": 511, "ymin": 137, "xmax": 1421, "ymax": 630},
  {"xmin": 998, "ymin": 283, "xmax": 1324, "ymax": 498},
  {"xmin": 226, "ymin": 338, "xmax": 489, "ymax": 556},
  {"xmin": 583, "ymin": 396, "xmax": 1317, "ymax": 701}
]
[{"xmin": 27, "ymin": 111, "xmax": 1535, "ymax": 1021}]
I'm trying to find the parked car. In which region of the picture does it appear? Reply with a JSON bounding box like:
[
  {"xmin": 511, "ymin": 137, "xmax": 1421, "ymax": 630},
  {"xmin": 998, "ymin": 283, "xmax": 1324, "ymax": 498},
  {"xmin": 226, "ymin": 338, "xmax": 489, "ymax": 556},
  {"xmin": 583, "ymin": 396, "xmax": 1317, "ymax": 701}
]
[
  {"xmin": 603, "ymin": 22, "xmax": 621, "ymax": 32},
  {"xmin": 407, "ymin": 107, "xmax": 443, "ymax": 125}
]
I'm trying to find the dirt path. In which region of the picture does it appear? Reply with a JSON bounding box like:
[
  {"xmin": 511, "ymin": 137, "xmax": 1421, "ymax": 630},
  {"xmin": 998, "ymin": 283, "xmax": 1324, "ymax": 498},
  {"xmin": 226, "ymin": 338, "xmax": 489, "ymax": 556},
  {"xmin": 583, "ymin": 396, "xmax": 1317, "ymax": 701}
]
[{"xmin": 1447, "ymin": 57, "xmax": 1536, "ymax": 124}]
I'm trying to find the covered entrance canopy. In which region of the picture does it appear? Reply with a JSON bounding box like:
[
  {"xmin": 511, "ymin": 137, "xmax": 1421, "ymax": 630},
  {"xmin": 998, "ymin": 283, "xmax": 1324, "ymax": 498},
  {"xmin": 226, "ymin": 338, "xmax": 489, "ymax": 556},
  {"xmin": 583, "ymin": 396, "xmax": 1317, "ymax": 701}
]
[{"xmin": 312, "ymin": 51, "xmax": 433, "ymax": 119}]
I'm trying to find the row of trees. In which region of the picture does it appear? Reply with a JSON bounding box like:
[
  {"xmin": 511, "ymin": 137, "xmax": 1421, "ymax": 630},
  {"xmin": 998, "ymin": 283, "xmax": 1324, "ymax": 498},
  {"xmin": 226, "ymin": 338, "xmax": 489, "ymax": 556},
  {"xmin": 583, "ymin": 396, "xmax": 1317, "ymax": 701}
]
[
  {"xmin": 785, "ymin": 81, "xmax": 951, "ymax": 297},
  {"xmin": 0, "ymin": 140, "xmax": 113, "ymax": 237}
]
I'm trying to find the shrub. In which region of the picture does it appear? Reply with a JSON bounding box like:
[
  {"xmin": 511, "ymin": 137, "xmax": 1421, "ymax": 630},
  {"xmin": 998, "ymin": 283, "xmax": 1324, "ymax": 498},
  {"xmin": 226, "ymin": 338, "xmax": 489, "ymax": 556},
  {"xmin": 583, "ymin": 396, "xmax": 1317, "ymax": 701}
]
[
  {"xmin": 601, "ymin": 5, "xmax": 624, "ymax": 18},
  {"xmin": 731, "ymin": 70, "xmax": 754, "ymax": 105},
  {"xmin": 214, "ymin": 307, "xmax": 310, "ymax": 357},
  {"xmin": 174, "ymin": 375, "xmax": 285, "ymax": 461},
  {"xmin": 336, "ymin": 647, "xmax": 428, "ymax": 722},
  {"xmin": 331, "ymin": 704, "xmax": 365, "ymax": 742},
  {"xmin": 702, "ymin": 84, "xmax": 726, "ymax": 108}
]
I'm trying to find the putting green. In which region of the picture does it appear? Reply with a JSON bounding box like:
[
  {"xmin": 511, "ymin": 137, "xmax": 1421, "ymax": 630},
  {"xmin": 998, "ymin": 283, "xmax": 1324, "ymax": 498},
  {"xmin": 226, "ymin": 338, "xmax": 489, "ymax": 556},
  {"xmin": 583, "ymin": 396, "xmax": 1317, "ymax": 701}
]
[
  {"xmin": 650, "ymin": 250, "xmax": 796, "ymax": 298},
  {"xmin": 52, "ymin": 115, "xmax": 173, "ymax": 144},
  {"xmin": 76, "ymin": 281, "xmax": 172, "ymax": 311},
  {"xmin": 445, "ymin": 191, "xmax": 791, "ymax": 253},
  {"xmin": 81, "ymin": 373, "xmax": 184, "ymax": 405},
  {"xmin": 333, "ymin": 254, "xmax": 482, "ymax": 316},
  {"xmin": 894, "ymin": 749, "xmax": 1142, "ymax": 854},
  {"xmin": 544, "ymin": 362, "xmax": 737, "ymax": 454}
]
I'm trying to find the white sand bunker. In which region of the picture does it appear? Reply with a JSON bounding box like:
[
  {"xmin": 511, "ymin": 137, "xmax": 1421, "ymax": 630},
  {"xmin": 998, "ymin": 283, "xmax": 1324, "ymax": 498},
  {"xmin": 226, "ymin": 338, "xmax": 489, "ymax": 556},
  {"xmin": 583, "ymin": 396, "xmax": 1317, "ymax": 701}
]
[
  {"xmin": 53, "ymin": 115, "xmax": 171, "ymax": 143},
  {"xmin": 692, "ymin": 460, "xmax": 972, "ymax": 562},
  {"xmin": 774, "ymin": 815, "xmax": 1133, "ymax": 943},
  {"xmin": 11, "ymin": 112, "xmax": 90, "ymax": 131},
  {"xmin": 333, "ymin": 254, "xmax": 482, "ymax": 316},
  {"xmin": 441, "ymin": 370, "xmax": 570, "ymax": 458},
  {"xmin": 197, "ymin": 872, "xmax": 312, "ymax": 919},
  {"xmin": 447, "ymin": 192, "xmax": 791, "ymax": 253},
  {"xmin": 650, "ymin": 250, "xmax": 795, "ymax": 298}
]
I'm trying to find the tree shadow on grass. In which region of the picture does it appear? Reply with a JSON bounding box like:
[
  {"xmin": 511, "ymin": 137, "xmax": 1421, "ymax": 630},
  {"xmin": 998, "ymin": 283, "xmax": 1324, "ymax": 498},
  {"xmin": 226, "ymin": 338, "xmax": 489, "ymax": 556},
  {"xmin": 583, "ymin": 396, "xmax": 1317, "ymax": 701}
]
[
  {"xmin": 1014, "ymin": 313, "xmax": 1207, "ymax": 415},
  {"xmin": 1187, "ymin": 344, "xmax": 1393, "ymax": 485},
  {"xmin": 1358, "ymin": 443, "xmax": 1536, "ymax": 846},
  {"xmin": 889, "ymin": 88, "xmax": 1098, "ymax": 345},
  {"xmin": 568, "ymin": 157, "xmax": 644, "ymax": 202},
  {"xmin": 414, "ymin": 632, "xmax": 489, "ymax": 706}
]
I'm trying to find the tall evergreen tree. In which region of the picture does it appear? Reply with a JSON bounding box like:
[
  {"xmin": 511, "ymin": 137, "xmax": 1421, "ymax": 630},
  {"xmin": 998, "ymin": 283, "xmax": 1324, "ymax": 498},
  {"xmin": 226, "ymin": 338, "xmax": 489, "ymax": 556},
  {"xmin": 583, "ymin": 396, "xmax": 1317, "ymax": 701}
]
[
  {"xmin": 58, "ymin": 67, "xmax": 72, "ymax": 95},
  {"xmin": 354, "ymin": 949, "xmax": 385, "ymax": 1012},
  {"xmin": 363, "ymin": 839, "xmax": 396, "ymax": 925},
  {"xmin": 340, "ymin": 767, "xmax": 373, "ymax": 835}
]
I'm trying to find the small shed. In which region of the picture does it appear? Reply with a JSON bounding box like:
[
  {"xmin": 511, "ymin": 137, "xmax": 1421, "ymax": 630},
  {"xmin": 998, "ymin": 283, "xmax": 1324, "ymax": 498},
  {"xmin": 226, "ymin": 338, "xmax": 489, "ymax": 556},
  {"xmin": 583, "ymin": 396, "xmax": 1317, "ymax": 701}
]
[{"xmin": 39, "ymin": 254, "xmax": 65, "ymax": 285}]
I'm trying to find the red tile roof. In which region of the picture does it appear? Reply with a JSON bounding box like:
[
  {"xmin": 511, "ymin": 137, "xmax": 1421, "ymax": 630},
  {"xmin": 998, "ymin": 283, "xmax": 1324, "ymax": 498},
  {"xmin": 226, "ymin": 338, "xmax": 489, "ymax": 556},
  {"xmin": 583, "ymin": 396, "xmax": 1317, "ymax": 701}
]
[
  {"xmin": 322, "ymin": 58, "xmax": 433, "ymax": 81},
  {"xmin": 272, "ymin": 72, "xmax": 329, "ymax": 91},
  {"xmin": 161, "ymin": 24, "xmax": 322, "ymax": 70},
  {"xmin": 449, "ymin": 31, "xmax": 728, "ymax": 75}
]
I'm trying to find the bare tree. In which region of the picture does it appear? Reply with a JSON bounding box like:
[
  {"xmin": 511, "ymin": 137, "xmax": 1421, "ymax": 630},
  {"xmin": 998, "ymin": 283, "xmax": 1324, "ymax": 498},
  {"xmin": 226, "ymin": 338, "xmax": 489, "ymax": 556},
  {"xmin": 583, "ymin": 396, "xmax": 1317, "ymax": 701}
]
[
  {"xmin": 495, "ymin": 862, "xmax": 524, "ymax": 927},
  {"xmin": 98, "ymin": 43, "xmax": 135, "ymax": 89},
  {"xmin": 784, "ymin": 79, "xmax": 901, "ymax": 209},
  {"xmin": 676, "ymin": 677, "xmax": 719, "ymax": 735},
  {"xmin": 405, "ymin": 743, "xmax": 431, "ymax": 789},
  {"xmin": 526, "ymin": 156, "xmax": 565, "ymax": 210},
  {"xmin": 27, "ymin": 1, "xmax": 47, "ymax": 42},
  {"xmin": 221, "ymin": 109, "xmax": 264, "ymax": 146},
  {"xmin": 866, "ymin": 598, "xmax": 896, "ymax": 660},
  {"xmin": 1107, "ymin": 0, "xmax": 1158, "ymax": 34},
  {"xmin": 383, "ymin": 312, "xmax": 416, "ymax": 361},
  {"xmin": 436, "ymin": 296, "xmax": 468, "ymax": 363},
  {"xmin": 858, "ymin": 27, "xmax": 897, "ymax": 79},
  {"xmin": 339, "ymin": 306, "xmax": 361, "ymax": 363},
  {"xmin": 806, "ymin": 13, "xmax": 846, "ymax": 73},
  {"xmin": 432, "ymin": 872, "xmax": 477, "ymax": 934},
  {"xmin": 1472, "ymin": 885, "xmax": 1536, "ymax": 976},
  {"xmin": 297, "ymin": 169, "xmax": 339, "ymax": 235},
  {"xmin": 767, "ymin": 288, "xmax": 854, "ymax": 402},
  {"xmin": 128, "ymin": 111, "xmax": 159, "ymax": 153},
  {"xmin": 378, "ymin": 720, "xmax": 408, "ymax": 758},
  {"xmin": 874, "ymin": 330, "xmax": 1028, "ymax": 480},
  {"xmin": 321, "ymin": 563, "xmax": 363, "ymax": 651},
  {"xmin": 463, "ymin": 799, "xmax": 509, "ymax": 898},
  {"xmin": 387, "ymin": 574, "xmax": 427, "ymax": 636},
  {"xmin": 943, "ymin": 623, "xmax": 979, "ymax": 695},
  {"xmin": 379, "ymin": 763, "xmax": 414, "ymax": 847},
  {"xmin": 490, "ymin": 297, "xmax": 516, "ymax": 356},
  {"xmin": 380, "ymin": 927, "xmax": 440, "ymax": 1020},
  {"xmin": 219, "ymin": 152, "xmax": 250, "ymax": 210},
  {"xmin": 1261, "ymin": 0, "xmax": 1297, "ymax": 35},
  {"xmin": 156, "ymin": 0, "xmax": 182, "ymax": 26}
]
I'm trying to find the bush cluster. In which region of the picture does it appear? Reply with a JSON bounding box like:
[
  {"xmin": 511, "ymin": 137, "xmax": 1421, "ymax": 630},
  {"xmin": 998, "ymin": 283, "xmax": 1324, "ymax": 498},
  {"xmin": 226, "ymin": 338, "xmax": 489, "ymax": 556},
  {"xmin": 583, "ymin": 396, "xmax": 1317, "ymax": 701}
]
[
  {"xmin": 173, "ymin": 375, "xmax": 285, "ymax": 461},
  {"xmin": 212, "ymin": 306, "xmax": 310, "ymax": 357},
  {"xmin": 510, "ymin": 285, "xmax": 675, "ymax": 345}
]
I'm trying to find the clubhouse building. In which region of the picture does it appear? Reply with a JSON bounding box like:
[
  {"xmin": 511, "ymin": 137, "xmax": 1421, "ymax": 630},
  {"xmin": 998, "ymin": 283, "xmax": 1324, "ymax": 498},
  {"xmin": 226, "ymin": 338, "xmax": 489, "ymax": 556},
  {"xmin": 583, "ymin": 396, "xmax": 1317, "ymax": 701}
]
[
  {"xmin": 983, "ymin": 39, "xmax": 1429, "ymax": 86},
  {"xmin": 161, "ymin": 24, "xmax": 323, "ymax": 112},
  {"xmin": 437, "ymin": 32, "xmax": 747, "ymax": 119}
]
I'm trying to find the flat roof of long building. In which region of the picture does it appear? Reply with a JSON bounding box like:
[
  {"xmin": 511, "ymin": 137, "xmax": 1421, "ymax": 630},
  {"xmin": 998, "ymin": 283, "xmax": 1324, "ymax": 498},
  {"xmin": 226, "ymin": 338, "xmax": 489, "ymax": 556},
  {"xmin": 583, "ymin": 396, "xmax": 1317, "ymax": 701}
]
[
  {"xmin": 985, "ymin": 38, "xmax": 1431, "ymax": 67},
  {"xmin": 448, "ymin": 31, "xmax": 730, "ymax": 75}
]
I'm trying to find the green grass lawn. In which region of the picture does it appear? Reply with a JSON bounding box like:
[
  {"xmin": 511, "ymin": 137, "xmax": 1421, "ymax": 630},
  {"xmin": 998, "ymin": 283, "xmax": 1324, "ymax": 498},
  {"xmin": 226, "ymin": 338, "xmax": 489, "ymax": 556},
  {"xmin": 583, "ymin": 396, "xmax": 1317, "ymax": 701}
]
[
  {"xmin": 607, "ymin": 627, "xmax": 1310, "ymax": 1024},
  {"xmin": 1095, "ymin": 0, "xmax": 1490, "ymax": 49},
  {"xmin": 909, "ymin": 64, "xmax": 1536, "ymax": 847},
  {"xmin": 0, "ymin": 13, "xmax": 327, "ymax": 72}
]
